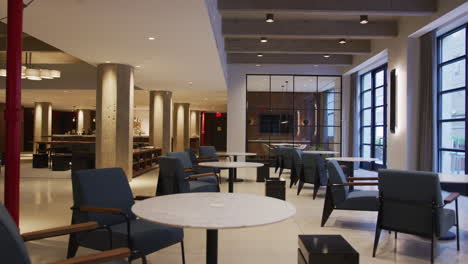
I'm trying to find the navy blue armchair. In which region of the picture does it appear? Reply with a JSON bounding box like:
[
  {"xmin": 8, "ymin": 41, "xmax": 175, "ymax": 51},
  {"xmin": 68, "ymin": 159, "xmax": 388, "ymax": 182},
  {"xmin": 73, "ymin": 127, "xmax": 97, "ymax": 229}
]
[
  {"xmin": 297, "ymin": 153, "xmax": 328, "ymax": 198},
  {"xmin": 373, "ymin": 170, "xmax": 460, "ymax": 263},
  {"xmin": 290, "ymin": 149, "xmax": 303, "ymax": 188},
  {"xmin": 68, "ymin": 168, "xmax": 185, "ymax": 264},
  {"xmin": 156, "ymin": 156, "xmax": 220, "ymax": 195},
  {"xmin": 0, "ymin": 204, "xmax": 130, "ymax": 264},
  {"xmin": 321, "ymin": 160, "xmax": 379, "ymax": 227},
  {"xmin": 168, "ymin": 151, "xmax": 219, "ymax": 184}
]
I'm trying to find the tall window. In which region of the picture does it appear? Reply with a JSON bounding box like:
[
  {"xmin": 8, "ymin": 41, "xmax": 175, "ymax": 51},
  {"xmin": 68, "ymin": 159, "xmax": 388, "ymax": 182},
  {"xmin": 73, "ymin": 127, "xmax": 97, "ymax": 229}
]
[
  {"xmin": 360, "ymin": 64, "xmax": 388, "ymax": 169},
  {"xmin": 437, "ymin": 24, "xmax": 467, "ymax": 174}
]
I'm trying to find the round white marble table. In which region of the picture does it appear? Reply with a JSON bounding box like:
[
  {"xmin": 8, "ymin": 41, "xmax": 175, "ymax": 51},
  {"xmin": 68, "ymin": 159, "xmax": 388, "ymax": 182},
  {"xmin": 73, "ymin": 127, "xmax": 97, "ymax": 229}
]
[
  {"xmin": 303, "ymin": 150, "xmax": 339, "ymax": 155},
  {"xmin": 215, "ymin": 152, "xmax": 257, "ymax": 182},
  {"xmin": 198, "ymin": 161, "xmax": 264, "ymax": 192},
  {"xmin": 132, "ymin": 193, "xmax": 296, "ymax": 264}
]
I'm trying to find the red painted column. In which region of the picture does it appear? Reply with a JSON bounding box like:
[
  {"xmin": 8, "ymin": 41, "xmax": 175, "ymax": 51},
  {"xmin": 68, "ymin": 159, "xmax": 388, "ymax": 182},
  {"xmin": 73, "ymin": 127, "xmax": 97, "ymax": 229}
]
[{"xmin": 4, "ymin": 0, "xmax": 23, "ymax": 225}]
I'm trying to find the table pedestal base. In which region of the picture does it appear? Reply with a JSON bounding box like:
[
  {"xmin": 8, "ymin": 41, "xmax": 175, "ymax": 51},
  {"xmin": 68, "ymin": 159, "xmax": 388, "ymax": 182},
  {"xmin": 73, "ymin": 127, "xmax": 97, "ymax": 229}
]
[{"xmin": 207, "ymin": 229, "xmax": 218, "ymax": 264}]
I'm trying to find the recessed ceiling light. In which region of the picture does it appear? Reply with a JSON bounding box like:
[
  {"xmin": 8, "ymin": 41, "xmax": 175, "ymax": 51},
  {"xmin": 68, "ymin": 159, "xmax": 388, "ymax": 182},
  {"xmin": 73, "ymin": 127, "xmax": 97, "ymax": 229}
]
[
  {"xmin": 339, "ymin": 39, "xmax": 347, "ymax": 44},
  {"xmin": 314, "ymin": 65, "xmax": 319, "ymax": 67},
  {"xmin": 135, "ymin": 65, "xmax": 141, "ymax": 68},
  {"xmin": 360, "ymin": 15, "xmax": 368, "ymax": 24},
  {"xmin": 256, "ymin": 64, "xmax": 261, "ymax": 67},
  {"xmin": 257, "ymin": 53, "xmax": 263, "ymax": 57},
  {"xmin": 265, "ymin": 13, "xmax": 274, "ymax": 23},
  {"xmin": 105, "ymin": 61, "xmax": 111, "ymax": 63},
  {"xmin": 188, "ymin": 82, "xmax": 193, "ymax": 85},
  {"xmin": 323, "ymin": 55, "xmax": 330, "ymax": 58},
  {"xmin": 148, "ymin": 37, "xmax": 155, "ymax": 40},
  {"xmin": 260, "ymin": 37, "xmax": 268, "ymax": 43}
]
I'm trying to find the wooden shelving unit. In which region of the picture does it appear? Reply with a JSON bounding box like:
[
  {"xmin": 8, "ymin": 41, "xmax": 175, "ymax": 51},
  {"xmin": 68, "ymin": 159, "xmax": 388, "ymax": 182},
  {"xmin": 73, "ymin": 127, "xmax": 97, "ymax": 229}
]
[{"xmin": 132, "ymin": 148, "xmax": 161, "ymax": 177}]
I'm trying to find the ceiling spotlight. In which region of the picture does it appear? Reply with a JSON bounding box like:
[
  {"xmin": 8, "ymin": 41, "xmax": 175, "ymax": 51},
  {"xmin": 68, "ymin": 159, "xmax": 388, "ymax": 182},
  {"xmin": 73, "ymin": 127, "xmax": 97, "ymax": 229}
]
[
  {"xmin": 260, "ymin": 37, "xmax": 268, "ymax": 43},
  {"xmin": 148, "ymin": 37, "xmax": 155, "ymax": 40},
  {"xmin": 314, "ymin": 65, "xmax": 319, "ymax": 67},
  {"xmin": 323, "ymin": 54, "xmax": 331, "ymax": 58},
  {"xmin": 105, "ymin": 61, "xmax": 111, "ymax": 63},
  {"xmin": 257, "ymin": 53, "xmax": 263, "ymax": 57},
  {"xmin": 360, "ymin": 15, "xmax": 368, "ymax": 24},
  {"xmin": 265, "ymin": 13, "xmax": 274, "ymax": 23},
  {"xmin": 256, "ymin": 64, "xmax": 261, "ymax": 67},
  {"xmin": 339, "ymin": 39, "xmax": 347, "ymax": 44},
  {"xmin": 136, "ymin": 65, "xmax": 141, "ymax": 68},
  {"xmin": 188, "ymin": 82, "xmax": 193, "ymax": 85}
]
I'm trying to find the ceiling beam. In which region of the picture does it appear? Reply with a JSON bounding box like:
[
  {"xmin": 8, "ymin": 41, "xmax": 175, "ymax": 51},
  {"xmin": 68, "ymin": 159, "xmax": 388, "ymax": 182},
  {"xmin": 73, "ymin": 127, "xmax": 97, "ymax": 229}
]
[
  {"xmin": 227, "ymin": 53, "xmax": 352, "ymax": 65},
  {"xmin": 225, "ymin": 39, "xmax": 371, "ymax": 55},
  {"xmin": 218, "ymin": 0, "xmax": 437, "ymax": 16},
  {"xmin": 223, "ymin": 20, "xmax": 397, "ymax": 39}
]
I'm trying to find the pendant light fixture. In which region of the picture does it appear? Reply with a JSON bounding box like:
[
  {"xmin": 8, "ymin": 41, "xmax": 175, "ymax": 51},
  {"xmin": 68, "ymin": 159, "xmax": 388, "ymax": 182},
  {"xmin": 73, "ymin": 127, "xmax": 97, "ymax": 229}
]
[{"xmin": 0, "ymin": 52, "xmax": 62, "ymax": 80}]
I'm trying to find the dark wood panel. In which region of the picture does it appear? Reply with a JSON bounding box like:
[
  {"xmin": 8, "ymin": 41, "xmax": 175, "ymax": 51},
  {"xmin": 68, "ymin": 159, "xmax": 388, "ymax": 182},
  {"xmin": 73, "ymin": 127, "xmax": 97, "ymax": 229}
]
[{"xmin": 202, "ymin": 112, "xmax": 227, "ymax": 151}]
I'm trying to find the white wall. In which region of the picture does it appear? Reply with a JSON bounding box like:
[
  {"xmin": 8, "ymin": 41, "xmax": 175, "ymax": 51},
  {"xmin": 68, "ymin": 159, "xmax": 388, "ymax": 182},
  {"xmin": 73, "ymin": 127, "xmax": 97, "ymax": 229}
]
[
  {"xmin": 343, "ymin": 0, "xmax": 467, "ymax": 170},
  {"xmin": 227, "ymin": 64, "xmax": 344, "ymax": 153}
]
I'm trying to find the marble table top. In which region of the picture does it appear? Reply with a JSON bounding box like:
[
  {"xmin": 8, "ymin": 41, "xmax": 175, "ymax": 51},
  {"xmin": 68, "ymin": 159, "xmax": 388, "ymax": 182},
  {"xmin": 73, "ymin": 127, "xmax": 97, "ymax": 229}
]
[
  {"xmin": 132, "ymin": 193, "xmax": 296, "ymax": 229},
  {"xmin": 326, "ymin": 157, "xmax": 378, "ymax": 163},
  {"xmin": 438, "ymin": 173, "xmax": 468, "ymax": 183},
  {"xmin": 303, "ymin": 150, "xmax": 339, "ymax": 155},
  {"xmin": 216, "ymin": 152, "xmax": 257, "ymax": 157},
  {"xmin": 198, "ymin": 161, "xmax": 264, "ymax": 168}
]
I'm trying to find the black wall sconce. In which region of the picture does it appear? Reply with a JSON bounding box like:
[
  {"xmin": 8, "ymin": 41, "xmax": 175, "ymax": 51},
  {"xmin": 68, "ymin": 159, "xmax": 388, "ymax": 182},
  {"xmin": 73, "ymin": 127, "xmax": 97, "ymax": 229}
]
[{"xmin": 390, "ymin": 69, "xmax": 396, "ymax": 133}]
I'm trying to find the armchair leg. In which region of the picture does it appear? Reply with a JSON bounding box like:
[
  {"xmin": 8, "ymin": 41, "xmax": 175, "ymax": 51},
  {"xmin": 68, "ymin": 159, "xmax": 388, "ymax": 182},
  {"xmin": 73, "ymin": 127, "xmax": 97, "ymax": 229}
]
[
  {"xmin": 66, "ymin": 233, "xmax": 79, "ymax": 258},
  {"xmin": 297, "ymin": 180, "xmax": 305, "ymax": 195},
  {"xmin": 372, "ymin": 227, "xmax": 382, "ymax": 257},
  {"xmin": 321, "ymin": 186, "xmax": 334, "ymax": 227},
  {"xmin": 181, "ymin": 241, "xmax": 186, "ymax": 264},
  {"xmin": 312, "ymin": 184, "xmax": 320, "ymax": 200},
  {"xmin": 394, "ymin": 232, "xmax": 397, "ymax": 253}
]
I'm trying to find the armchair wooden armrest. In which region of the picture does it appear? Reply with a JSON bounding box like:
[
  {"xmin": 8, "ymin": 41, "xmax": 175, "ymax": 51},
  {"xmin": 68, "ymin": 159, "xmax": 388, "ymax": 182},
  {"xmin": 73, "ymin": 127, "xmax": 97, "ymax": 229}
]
[
  {"xmin": 186, "ymin": 172, "xmax": 217, "ymax": 180},
  {"xmin": 48, "ymin": 248, "xmax": 130, "ymax": 264},
  {"xmin": 22, "ymin": 222, "xmax": 99, "ymax": 242},
  {"xmin": 347, "ymin": 177, "xmax": 379, "ymax": 181},
  {"xmin": 444, "ymin": 192, "xmax": 460, "ymax": 204},
  {"xmin": 76, "ymin": 206, "xmax": 127, "ymax": 217},
  {"xmin": 184, "ymin": 168, "xmax": 193, "ymax": 172},
  {"xmin": 134, "ymin": 195, "xmax": 155, "ymax": 201},
  {"xmin": 333, "ymin": 182, "xmax": 378, "ymax": 187}
]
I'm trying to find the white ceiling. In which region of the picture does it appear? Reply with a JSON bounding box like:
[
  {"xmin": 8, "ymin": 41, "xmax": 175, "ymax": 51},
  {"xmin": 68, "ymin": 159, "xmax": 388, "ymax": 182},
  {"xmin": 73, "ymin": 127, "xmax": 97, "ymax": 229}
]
[{"xmin": 0, "ymin": 0, "xmax": 227, "ymax": 103}]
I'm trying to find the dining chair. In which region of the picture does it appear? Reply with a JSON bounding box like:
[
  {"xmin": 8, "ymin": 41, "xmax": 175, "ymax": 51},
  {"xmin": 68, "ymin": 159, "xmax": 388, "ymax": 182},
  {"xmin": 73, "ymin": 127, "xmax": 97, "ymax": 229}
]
[
  {"xmin": 68, "ymin": 168, "xmax": 185, "ymax": 264},
  {"xmin": 290, "ymin": 149, "xmax": 303, "ymax": 188},
  {"xmin": 168, "ymin": 151, "xmax": 218, "ymax": 184},
  {"xmin": 321, "ymin": 160, "xmax": 379, "ymax": 227},
  {"xmin": 157, "ymin": 156, "xmax": 220, "ymax": 195},
  {"xmin": 373, "ymin": 170, "xmax": 460, "ymax": 263},
  {"xmin": 297, "ymin": 153, "xmax": 328, "ymax": 198},
  {"xmin": 0, "ymin": 204, "xmax": 130, "ymax": 264}
]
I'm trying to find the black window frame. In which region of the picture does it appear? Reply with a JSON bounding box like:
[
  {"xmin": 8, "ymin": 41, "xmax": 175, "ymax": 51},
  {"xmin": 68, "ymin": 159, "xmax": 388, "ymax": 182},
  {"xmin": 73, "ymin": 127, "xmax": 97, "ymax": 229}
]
[
  {"xmin": 359, "ymin": 64, "xmax": 388, "ymax": 169},
  {"xmin": 437, "ymin": 23, "xmax": 468, "ymax": 174}
]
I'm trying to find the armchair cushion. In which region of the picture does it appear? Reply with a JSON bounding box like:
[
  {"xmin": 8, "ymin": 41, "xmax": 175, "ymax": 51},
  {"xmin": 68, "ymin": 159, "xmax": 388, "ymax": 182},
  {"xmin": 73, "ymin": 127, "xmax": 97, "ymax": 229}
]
[
  {"xmin": 78, "ymin": 219, "xmax": 183, "ymax": 256},
  {"xmin": 337, "ymin": 190, "xmax": 379, "ymax": 211},
  {"xmin": 327, "ymin": 160, "xmax": 349, "ymax": 205},
  {"xmin": 189, "ymin": 181, "xmax": 219, "ymax": 192}
]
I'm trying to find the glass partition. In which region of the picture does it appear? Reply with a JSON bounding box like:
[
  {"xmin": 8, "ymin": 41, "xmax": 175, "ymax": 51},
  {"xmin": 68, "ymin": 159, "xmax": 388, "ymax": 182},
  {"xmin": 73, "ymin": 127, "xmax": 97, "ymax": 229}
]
[{"xmin": 246, "ymin": 74, "xmax": 342, "ymax": 160}]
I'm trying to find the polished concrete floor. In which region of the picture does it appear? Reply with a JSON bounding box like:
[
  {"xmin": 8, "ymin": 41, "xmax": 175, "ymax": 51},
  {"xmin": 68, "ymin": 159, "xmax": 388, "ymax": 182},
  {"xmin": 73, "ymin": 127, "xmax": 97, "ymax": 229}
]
[{"xmin": 0, "ymin": 160, "xmax": 467, "ymax": 263}]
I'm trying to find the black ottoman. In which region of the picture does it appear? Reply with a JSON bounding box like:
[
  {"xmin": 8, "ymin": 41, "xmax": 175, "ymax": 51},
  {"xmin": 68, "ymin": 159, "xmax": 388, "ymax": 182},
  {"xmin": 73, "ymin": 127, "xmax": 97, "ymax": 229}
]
[
  {"xmin": 298, "ymin": 235, "xmax": 359, "ymax": 264},
  {"xmin": 51, "ymin": 154, "xmax": 72, "ymax": 171},
  {"xmin": 265, "ymin": 178, "xmax": 286, "ymax": 200},
  {"xmin": 256, "ymin": 162, "xmax": 270, "ymax": 182},
  {"xmin": 33, "ymin": 153, "xmax": 49, "ymax": 168}
]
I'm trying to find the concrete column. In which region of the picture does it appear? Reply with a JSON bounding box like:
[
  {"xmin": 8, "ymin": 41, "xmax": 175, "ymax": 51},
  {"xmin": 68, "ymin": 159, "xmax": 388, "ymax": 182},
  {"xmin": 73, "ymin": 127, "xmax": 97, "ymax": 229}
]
[
  {"xmin": 149, "ymin": 91, "xmax": 173, "ymax": 154},
  {"xmin": 190, "ymin": 110, "xmax": 201, "ymax": 138},
  {"xmin": 96, "ymin": 63, "xmax": 134, "ymax": 179},
  {"xmin": 173, "ymin": 103, "xmax": 190, "ymax": 152},
  {"xmin": 33, "ymin": 102, "xmax": 52, "ymax": 152},
  {"xmin": 77, "ymin": 109, "xmax": 92, "ymax": 135}
]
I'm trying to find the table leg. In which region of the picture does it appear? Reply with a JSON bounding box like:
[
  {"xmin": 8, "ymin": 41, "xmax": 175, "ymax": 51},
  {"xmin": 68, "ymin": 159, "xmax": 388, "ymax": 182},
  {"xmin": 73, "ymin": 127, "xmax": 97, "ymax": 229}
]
[
  {"xmin": 228, "ymin": 168, "xmax": 235, "ymax": 193},
  {"xmin": 206, "ymin": 229, "xmax": 218, "ymax": 264},
  {"xmin": 232, "ymin": 156, "xmax": 243, "ymax": 182}
]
